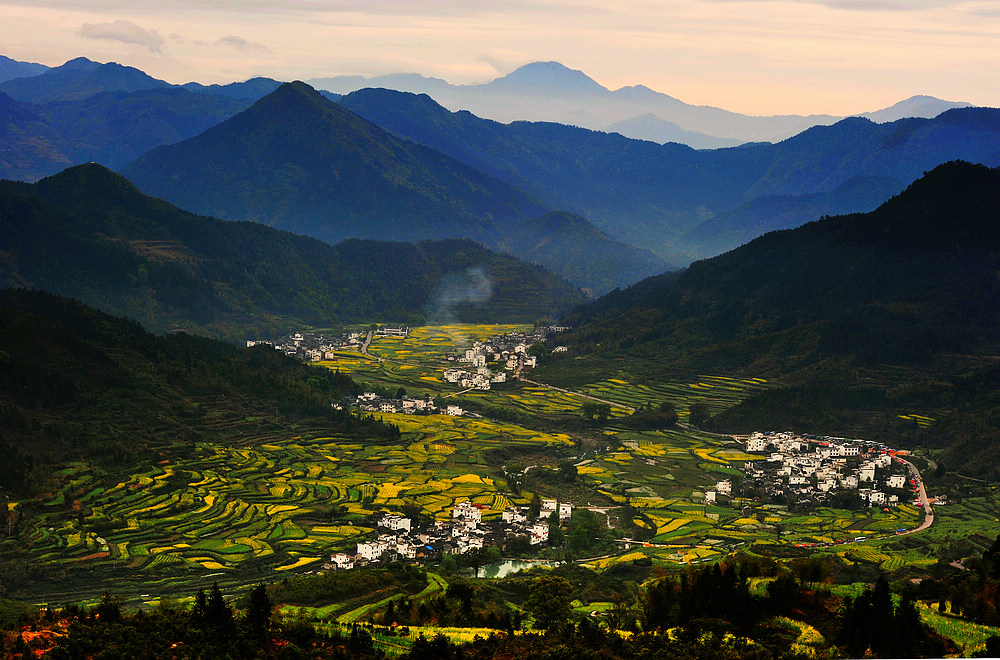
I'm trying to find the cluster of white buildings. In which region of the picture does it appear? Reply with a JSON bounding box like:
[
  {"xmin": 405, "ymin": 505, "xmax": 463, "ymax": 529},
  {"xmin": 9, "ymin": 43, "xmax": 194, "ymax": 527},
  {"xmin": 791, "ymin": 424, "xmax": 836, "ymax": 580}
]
[
  {"xmin": 731, "ymin": 431, "xmax": 914, "ymax": 508},
  {"xmin": 441, "ymin": 327, "xmax": 569, "ymax": 390},
  {"xmin": 344, "ymin": 392, "xmax": 466, "ymax": 417},
  {"xmin": 247, "ymin": 330, "xmax": 364, "ymax": 361},
  {"xmin": 327, "ymin": 497, "xmax": 575, "ymax": 571}
]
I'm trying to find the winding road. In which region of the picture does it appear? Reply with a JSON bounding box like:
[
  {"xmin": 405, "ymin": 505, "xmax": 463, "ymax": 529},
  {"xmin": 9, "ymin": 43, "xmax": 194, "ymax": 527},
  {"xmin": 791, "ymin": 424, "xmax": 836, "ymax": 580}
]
[{"xmin": 896, "ymin": 455, "xmax": 934, "ymax": 534}]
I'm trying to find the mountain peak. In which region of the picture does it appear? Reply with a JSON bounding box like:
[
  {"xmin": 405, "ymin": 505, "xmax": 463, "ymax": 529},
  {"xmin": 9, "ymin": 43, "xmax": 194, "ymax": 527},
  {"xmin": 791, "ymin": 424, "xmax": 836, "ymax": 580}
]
[
  {"xmin": 488, "ymin": 61, "xmax": 608, "ymax": 95},
  {"xmin": 253, "ymin": 80, "xmax": 329, "ymax": 109},
  {"xmin": 859, "ymin": 95, "xmax": 972, "ymax": 123},
  {"xmin": 59, "ymin": 56, "xmax": 101, "ymax": 71},
  {"xmin": 36, "ymin": 162, "xmax": 144, "ymax": 202}
]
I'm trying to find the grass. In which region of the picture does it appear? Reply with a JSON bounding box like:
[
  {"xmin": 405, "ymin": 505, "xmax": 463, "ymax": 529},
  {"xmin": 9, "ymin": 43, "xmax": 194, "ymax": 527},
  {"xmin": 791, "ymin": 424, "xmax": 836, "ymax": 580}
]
[
  {"xmin": 918, "ymin": 601, "xmax": 1000, "ymax": 657},
  {"xmin": 10, "ymin": 324, "xmax": 1000, "ymax": 603}
]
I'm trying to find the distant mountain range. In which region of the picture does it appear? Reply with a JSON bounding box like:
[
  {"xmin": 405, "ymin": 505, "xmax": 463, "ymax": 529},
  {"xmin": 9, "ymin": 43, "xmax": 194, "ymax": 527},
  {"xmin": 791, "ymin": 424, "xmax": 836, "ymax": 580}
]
[
  {"xmin": 0, "ymin": 54, "xmax": 48, "ymax": 83},
  {"xmin": 122, "ymin": 82, "xmax": 669, "ymax": 293},
  {"xmin": 0, "ymin": 163, "xmax": 586, "ymax": 337},
  {"xmin": 339, "ymin": 88, "xmax": 1000, "ymax": 262},
  {"xmin": 0, "ymin": 54, "xmax": 994, "ymax": 280},
  {"xmin": 310, "ymin": 61, "xmax": 971, "ymax": 146}
]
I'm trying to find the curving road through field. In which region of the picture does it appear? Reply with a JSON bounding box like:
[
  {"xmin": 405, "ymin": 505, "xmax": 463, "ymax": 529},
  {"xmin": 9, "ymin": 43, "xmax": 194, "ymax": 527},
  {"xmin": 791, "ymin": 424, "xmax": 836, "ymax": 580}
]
[{"xmin": 896, "ymin": 456, "xmax": 934, "ymax": 533}]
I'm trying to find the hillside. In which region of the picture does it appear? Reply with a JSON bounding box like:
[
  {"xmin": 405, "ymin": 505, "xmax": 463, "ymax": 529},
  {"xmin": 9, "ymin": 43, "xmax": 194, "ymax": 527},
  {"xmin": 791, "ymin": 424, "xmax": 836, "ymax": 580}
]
[
  {"xmin": 123, "ymin": 82, "xmax": 545, "ymax": 244},
  {"xmin": 0, "ymin": 163, "xmax": 585, "ymax": 338},
  {"xmin": 122, "ymin": 82, "xmax": 665, "ymax": 293},
  {"xmin": 0, "ymin": 288, "xmax": 398, "ymax": 495},
  {"xmin": 339, "ymin": 89, "xmax": 1000, "ymax": 262},
  {"xmin": 0, "ymin": 54, "xmax": 48, "ymax": 83},
  {"xmin": 541, "ymin": 161, "xmax": 1000, "ymax": 475},
  {"xmin": 0, "ymin": 57, "xmax": 170, "ymax": 103},
  {"xmin": 678, "ymin": 175, "xmax": 904, "ymax": 259},
  {"xmin": 0, "ymin": 87, "xmax": 251, "ymax": 181},
  {"xmin": 506, "ymin": 211, "xmax": 673, "ymax": 295}
]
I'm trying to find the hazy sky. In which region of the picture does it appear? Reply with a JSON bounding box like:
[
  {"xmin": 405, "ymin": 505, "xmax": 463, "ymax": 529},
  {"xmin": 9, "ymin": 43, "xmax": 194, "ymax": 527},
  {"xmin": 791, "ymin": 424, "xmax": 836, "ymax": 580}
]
[{"xmin": 1, "ymin": 0, "xmax": 998, "ymax": 115}]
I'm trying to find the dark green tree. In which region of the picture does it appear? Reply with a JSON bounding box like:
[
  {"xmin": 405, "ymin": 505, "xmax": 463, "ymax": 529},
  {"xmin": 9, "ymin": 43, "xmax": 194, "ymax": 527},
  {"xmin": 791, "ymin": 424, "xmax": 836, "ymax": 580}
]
[
  {"xmin": 688, "ymin": 402, "xmax": 711, "ymax": 428},
  {"xmin": 558, "ymin": 460, "xmax": 578, "ymax": 483},
  {"xmin": 244, "ymin": 583, "xmax": 272, "ymax": 642},
  {"xmin": 524, "ymin": 575, "xmax": 573, "ymax": 630}
]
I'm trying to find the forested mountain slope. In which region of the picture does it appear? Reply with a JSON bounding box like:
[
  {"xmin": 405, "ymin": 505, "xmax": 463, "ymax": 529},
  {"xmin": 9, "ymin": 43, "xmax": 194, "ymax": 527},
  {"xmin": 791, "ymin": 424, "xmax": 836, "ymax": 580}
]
[{"xmin": 0, "ymin": 164, "xmax": 585, "ymax": 338}]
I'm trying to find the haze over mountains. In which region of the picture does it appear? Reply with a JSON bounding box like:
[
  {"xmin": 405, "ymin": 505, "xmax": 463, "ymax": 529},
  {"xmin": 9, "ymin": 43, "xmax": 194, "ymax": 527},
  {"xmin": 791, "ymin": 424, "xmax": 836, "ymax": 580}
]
[
  {"xmin": 338, "ymin": 88, "xmax": 1000, "ymax": 262},
  {"xmin": 310, "ymin": 61, "xmax": 971, "ymax": 146},
  {"xmin": 0, "ymin": 53, "xmax": 995, "ymax": 292},
  {"xmin": 544, "ymin": 160, "xmax": 1000, "ymax": 478},
  {"xmin": 0, "ymin": 163, "xmax": 585, "ymax": 338}
]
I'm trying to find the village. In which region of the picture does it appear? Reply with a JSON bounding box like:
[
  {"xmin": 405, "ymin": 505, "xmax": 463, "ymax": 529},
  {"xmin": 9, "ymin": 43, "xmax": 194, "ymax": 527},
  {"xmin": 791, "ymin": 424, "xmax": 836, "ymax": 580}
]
[
  {"xmin": 723, "ymin": 431, "xmax": 936, "ymax": 511},
  {"xmin": 324, "ymin": 498, "xmax": 573, "ymax": 571},
  {"xmin": 246, "ymin": 329, "xmax": 369, "ymax": 361},
  {"xmin": 438, "ymin": 326, "xmax": 567, "ymax": 390}
]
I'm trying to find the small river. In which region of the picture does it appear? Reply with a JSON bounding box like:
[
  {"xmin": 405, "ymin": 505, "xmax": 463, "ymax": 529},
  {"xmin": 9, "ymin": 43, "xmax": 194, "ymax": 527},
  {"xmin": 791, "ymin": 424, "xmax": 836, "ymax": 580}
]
[{"xmin": 478, "ymin": 559, "xmax": 561, "ymax": 579}]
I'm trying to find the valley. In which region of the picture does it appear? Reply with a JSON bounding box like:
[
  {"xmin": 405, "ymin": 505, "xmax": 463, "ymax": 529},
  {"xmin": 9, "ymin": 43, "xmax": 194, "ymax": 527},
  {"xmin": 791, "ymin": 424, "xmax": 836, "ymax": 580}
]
[
  {"xmin": 2, "ymin": 44, "xmax": 1000, "ymax": 657},
  {"xmin": 5, "ymin": 324, "xmax": 994, "ymax": 615}
]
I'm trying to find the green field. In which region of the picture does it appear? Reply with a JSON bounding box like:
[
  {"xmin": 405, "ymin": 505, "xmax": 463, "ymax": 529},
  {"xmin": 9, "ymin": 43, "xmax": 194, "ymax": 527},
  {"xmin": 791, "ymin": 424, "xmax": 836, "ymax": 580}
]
[{"xmin": 6, "ymin": 324, "xmax": 998, "ymax": 603}]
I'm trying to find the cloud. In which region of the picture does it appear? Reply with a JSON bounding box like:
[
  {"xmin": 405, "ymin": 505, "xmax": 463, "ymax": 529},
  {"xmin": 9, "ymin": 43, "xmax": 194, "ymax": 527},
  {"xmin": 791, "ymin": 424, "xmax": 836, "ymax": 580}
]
[
  {"xmin": 214, "ymin": 35, "xmax": 270, "ymax": 52},
  {"xmin": 475, "ymin": 48, "xmax": 531, "ymax": 74},
  {"xmin": 424, "ymin": 266, "xmax": 494, "ymax": 330},
  {"xmin": 706, "ymin": 0, "xmax": 968, "ymax": 9},
  {"xmin": 78, "ymin": 19, "xmax": 165, "ymax": 53}
]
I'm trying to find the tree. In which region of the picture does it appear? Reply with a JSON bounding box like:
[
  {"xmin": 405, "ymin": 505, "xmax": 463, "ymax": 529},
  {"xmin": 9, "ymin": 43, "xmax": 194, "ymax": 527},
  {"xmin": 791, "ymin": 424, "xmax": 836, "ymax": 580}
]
[
  {"xmin": 529, "ymin": 493, "xmax": 542, "ymax": 519},
  {"xmin": 440, "ymin": 554, "xmax": 458, "ymax": 575},
  {"xmin": 527, "ymin": 343, "xmax": 551, "ymax": 359},
  {"xmin": 549, "ymin": 511, "xmax": 565, "ymax": 546},
  {"xmin": 206, "ymin": 581, "xmax": 233, "ymax": 627},
  {"xmin": 524, "ymin": 575, "xmax": 572, "ymax": 630},
  {"xmin": 582, "ymin": 402, "xmax": 611, "ymax": 423},
  {"xmin": 95, "ymin": 593, "xmax": 121, "ymax": 623},
  {"xmin": 688, "ymin": 402, "xmax": 711, "ymax": 428},
  {"xmin": 558, "ymin": 460, "xmax": 577, "ymax": 483},
  {"xmin": 244, "ymin": 583, "xmax": 272, "ymax": 643},
  {"xmin": 459, "ymin": 547, "xmax": 490, "ymax": 578}
]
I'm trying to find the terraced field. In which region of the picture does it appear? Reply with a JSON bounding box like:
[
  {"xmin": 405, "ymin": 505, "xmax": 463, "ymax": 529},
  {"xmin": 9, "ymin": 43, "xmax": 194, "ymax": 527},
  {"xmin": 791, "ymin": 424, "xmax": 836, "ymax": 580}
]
[{"xmin": 8, "ymin": 324, "xmax": 971, "ymax": 600}]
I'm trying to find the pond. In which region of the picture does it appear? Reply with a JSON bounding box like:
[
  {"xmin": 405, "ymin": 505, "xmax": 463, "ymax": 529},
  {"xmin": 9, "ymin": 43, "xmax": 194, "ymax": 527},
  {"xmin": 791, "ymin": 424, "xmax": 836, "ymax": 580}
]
[{"xmin": 478, "ymin": 559, "xmax": 562, "ymax": 579}]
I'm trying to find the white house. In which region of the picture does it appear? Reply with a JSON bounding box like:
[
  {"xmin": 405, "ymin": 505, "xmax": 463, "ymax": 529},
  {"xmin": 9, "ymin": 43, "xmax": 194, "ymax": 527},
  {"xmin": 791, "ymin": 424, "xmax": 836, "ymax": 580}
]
[
  {"xmin": 747, "ymin": 435, "xmax": 769, "ymax": 452},
  {"xmin": 357, "ymin": 539, "xmax": 390, "ymax": 561},
  {"xmin": 452, "ymin": 501, "xmax": 482, "ymax": 526},
  {"xmin": 558, "ymin": 502, "xmax": 573, "ymax": 520},
  {"xmin": 529, "ymin": 522, "xmax": 549, "ymax": 545},
  {"xmin": 380, "ymin": 515, "xmax": 411, "ymax": 532},
  {"xmin": 540, "ymin": 499, "xmax": 558, "ymax": 517},
  {"xmin": 502, "ymin": 507, "xmax": 527, "ymax": 524}
]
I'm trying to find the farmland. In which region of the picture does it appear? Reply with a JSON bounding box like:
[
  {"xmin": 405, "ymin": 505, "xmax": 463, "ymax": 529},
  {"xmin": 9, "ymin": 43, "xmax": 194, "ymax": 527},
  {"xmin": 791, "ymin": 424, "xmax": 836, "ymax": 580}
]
[{"xmin": 5, "ymin": 324, "xmax": 997, "ymax": 604}]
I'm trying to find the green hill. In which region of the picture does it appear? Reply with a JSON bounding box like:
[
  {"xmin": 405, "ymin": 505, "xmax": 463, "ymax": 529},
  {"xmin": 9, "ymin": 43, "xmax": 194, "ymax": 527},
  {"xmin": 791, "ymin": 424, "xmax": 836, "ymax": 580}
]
[
  {"xmin": 121, "ymin": 82, "xmax": 664, "ymax": 293},
  {"xmin": 0, "ymin": 288, "xmax": 396, "ymax": 496},
  {"xmin": 122, "ymin": 81, "xmax": 546, "ymax": 246},
  {"xmin": 0, "ymin": 163, "xmax": 585, "ymax": 338},
  {"xmin": 541, "ymin": 161, "xmax": 1000, "ymax": 476}
]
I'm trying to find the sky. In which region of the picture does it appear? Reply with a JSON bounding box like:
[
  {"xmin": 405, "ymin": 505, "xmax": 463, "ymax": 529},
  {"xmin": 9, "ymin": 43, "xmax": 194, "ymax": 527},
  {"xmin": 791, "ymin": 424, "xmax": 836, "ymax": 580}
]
[{"xmin": 1, "ymin": 0, "xmax": 998, "ymax": 116}]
